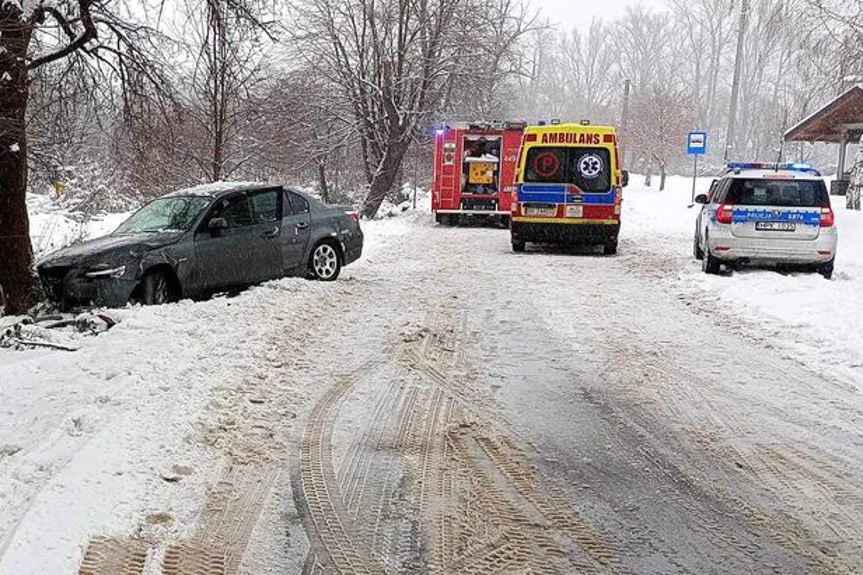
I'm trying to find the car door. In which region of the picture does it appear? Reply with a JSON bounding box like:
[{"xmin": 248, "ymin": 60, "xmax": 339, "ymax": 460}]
[
  {"xmin": 703, "ymin": 179, "xmax": 729, "ymax": 239},
  {"xmin": 698, "ymin": 179, "xmax": 720, "ymax": 240},
  {"xmin": 280, "ymin": 189, "xmax": 312, "ymax": 271},
  {"xmin": 194, "ymin": 190, "xmax": 283, "ymax": 290}
]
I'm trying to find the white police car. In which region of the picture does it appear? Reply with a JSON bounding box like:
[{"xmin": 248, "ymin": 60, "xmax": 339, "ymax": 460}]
[{"xmin": 693, "ymin": 163, "xmax": 838, "ymax": 278}]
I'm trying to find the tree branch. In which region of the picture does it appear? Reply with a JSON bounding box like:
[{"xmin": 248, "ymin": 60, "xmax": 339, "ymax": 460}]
[{"xmin": 28, "ymin": 0, "xmax": 97, "ymax": 70}]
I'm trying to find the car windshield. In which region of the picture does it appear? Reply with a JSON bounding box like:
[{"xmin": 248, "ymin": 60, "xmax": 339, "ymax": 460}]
[
  {"xmin": 726, "ymin": 178, "xmax": 829, "ymax": 207},
  {"xmin": 524, "ymin": 147, "xmax": 612, "ymax": 193},
  {"xmin": 114, "ymin": 196, "xmax": 212, "ymax": 234}
]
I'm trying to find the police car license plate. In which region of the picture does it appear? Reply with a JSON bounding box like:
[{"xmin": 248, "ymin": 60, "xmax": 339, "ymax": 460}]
[
  {"xmin": 525, "ymin": 206, "xmax": 556, "ymax": 217},
  {"xmin": 565, "ymin": 205, "xmax": 583, "ymax": 218},
  {"xmin": 756, "ymin": 221, "xmax": 795, "ymax": 232}
]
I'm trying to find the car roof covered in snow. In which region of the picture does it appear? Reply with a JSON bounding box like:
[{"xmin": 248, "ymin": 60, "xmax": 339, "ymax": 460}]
[{"xmin": 162, "ymin": 181, "xmax": 279, "ymax": 198}]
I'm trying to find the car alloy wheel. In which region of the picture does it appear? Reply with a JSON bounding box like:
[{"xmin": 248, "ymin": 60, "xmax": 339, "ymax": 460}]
[{"xmin": 313, "ymin": 243, "xmax": 340, "ymax": 281}]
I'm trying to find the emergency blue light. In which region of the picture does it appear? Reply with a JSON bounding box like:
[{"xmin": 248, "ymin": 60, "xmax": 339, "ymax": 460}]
[
  {"xmin": 726, "ymin": 162, "xmax": 819, "ymax": 175},
  {"xmin": 435, "ymin": 129, "xmax": 445, "ymax": 136}
]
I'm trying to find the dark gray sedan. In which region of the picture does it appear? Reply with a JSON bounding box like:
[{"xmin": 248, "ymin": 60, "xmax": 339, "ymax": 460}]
[{"xmin": 37, "ymin": 183, "xmax": 363, "ymax": 308}]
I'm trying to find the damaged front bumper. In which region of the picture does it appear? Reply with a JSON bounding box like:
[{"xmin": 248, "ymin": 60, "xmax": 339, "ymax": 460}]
[{"xmin": 39, "ymin": 264, "xmax": 138, "ymax": 309}]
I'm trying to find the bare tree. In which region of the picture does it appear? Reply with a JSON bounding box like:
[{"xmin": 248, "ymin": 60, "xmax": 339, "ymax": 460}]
[
  {"xmin": 630, "ymin": 86, "xmax": 692, "ymax": 190},
  {"xmin": 289, "ymin": 0, "xmax": 534, "ymax": 218},
  {"xmin": 0, "ymin": 0, "xmax": 167, "ymax": 314},
  {"xmin": 179, "ymin": 0, "xmax": 272, "ymax": 182}
]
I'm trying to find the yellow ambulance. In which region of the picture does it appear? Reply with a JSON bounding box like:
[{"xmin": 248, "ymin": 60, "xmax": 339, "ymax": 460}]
[{"xmin": 511, "ymin": 122, "xmax": 628, "ymax": 253}]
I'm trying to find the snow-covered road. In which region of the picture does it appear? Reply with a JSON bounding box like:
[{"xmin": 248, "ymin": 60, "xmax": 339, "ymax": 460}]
[{"xmin": 2, "ymin": 185, "xmax": 863, "ymax": 574}]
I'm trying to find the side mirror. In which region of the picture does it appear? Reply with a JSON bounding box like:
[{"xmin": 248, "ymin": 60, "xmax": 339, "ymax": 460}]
[
  {"xmin": 694, "ymin": 194, "xmax": 709, "ymax": 204},
  {"xmin": 208, "ymin": 217, "xmax": 228, "ymax": 232},
  {"xmin": 621, "ymin": 170, "xmax": 629, "ymax": 188}
]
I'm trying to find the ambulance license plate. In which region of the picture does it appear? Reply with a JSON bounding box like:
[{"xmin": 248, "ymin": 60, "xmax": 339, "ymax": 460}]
[
  {"xmin": 756, "ymin": 221, "xmax": 795, "ymax": 232},
  {"xmin": 565, "ymin": 205, "xmax": 584, "ymax": 218},
  {"xmin": 525, "ymin": 206, "xmax": 556, "ymax": 217}
]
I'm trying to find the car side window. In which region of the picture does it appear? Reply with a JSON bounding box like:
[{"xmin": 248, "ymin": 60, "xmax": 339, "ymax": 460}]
[
  {"xmin": 707, "ymin": 180, "xmax": 719, "ymax": 203},
  {"xmin": 248, "ymin": 189, "xmax": 280, "ymax": 223},
  {"xmin": 713, "ymin": 179, "xmax": 731, "ymax": 203},
  {"xmin": 282, "ymin": 190, "xmax": 295, "ymax": 217},
  {"xmin": 287, "ymin": 191, "xmax": 310, "ymax": 215},
  {"xmin": 211, "ymin": 194, "xmax": 255, "ymax": 228}
]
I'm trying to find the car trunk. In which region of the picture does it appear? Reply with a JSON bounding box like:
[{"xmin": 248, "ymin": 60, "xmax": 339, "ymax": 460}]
[
  {"xmin": 725, "ymin": 177, "xmax": 828, "ymax": 242},
  {"xmin": 730, "ymin": 207, "xmax": 821, "ymax": 241}
]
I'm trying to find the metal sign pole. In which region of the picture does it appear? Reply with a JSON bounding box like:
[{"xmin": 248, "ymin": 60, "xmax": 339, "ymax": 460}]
[
  {"xmin": 687, "ymin": 131, "xmax": 707, "ymax": 206},
  {"xmin": 692, "ymin": 154, "xmax": 699, "ymax": 203}
]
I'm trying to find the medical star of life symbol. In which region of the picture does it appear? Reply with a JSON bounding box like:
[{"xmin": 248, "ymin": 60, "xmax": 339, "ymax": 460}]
[{"xmin": 578, "ymin": 154, "xmax": 603, "ymax": 179}]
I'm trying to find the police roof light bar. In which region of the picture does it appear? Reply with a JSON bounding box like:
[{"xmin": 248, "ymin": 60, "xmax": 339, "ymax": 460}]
[{"xmin": 725, "ymin": 162, "xmax": 820, "ymax": 176}]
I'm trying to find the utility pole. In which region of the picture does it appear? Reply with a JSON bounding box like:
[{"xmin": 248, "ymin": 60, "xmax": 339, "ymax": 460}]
[
  {"xmin": 620, "ymin": 79, "xmax": 631, "ymax": 169},
  {"xmin": 724, "ymin": 0, "xmax": 749, "ymax": 162}
]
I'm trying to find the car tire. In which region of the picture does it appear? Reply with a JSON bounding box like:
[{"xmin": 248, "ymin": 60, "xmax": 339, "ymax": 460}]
[
  {"xmin": 137, "ymin": 269, "xmax": 173, "ymax": 306},
  {"xmin": 603, "ymin": 241, "xmax": 618, "ymax": 255},
  {"xmin": 310, "ymin": 242, "xmax": 341, "ymax": 281},
  {"xmin": 512, "ymin": 241, "xmax": 526, "ymax": 253},
  {"xmin": 702, "ymin": 250, "xmax": 721, "ymax": 275},
  {"xmin": 693, "ymin": 227, "xmax": 703, "ymax": 260},
  {"xmin": 819, "ymin": 259, "xmax": 834, "ymax": 280}
]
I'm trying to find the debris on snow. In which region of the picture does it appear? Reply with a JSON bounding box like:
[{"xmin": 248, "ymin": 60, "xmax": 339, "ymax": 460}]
[{"xmin": 0, "ymin": 312, "xmax": 119, "ymax": 352}]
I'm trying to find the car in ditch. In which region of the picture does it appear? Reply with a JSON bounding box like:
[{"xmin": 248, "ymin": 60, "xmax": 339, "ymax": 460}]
[
  {"xmin": 693, "ymin": 162, "xmax": 837, "ymax": 278},
  {"xmin": 38, "ymin": 182, "xmax": 363, "ymax": 308}
]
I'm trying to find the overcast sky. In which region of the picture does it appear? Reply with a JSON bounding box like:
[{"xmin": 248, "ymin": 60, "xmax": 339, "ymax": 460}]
[{"xmin": 537, "ymin": 0, "xmax": 666, "ymax": 32}]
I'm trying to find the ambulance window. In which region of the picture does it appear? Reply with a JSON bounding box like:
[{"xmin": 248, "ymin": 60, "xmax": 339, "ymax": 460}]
[
  {"xmin": 569, "ymin": 148, "xmax": 611, "ymax": 192},
  {"xmin": 524, "ymin": 147, "xmax": 611, "ymax": 192},
  {"xmin": 525, "ymin": 148, "xmax": 567, "ymax": 183}
]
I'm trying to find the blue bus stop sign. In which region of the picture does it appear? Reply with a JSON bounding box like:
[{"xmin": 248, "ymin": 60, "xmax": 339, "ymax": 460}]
[{"xmin": 688, "ymin": 132, "xmax": 707, "ymax": 155}]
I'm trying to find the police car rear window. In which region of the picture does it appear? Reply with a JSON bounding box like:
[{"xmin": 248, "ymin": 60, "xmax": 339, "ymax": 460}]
[
  {"xmin": 724, "ymin": 179, "xmax": 829, "ymax": 207},
  {"xmin": 525, "ymin": 147, "xmax": 611, "ymax": 192}
]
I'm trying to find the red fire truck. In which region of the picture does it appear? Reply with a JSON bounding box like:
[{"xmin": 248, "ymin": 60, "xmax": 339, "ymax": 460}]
[{"xmin": 432, "ymin": 122, "xmax": 525, "ymax": 226}]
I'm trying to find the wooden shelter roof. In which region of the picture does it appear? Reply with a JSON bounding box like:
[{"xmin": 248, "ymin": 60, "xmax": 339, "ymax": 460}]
[{"xmin": 785, "ymin": 86, "xmax": 863, "ymax": 143}]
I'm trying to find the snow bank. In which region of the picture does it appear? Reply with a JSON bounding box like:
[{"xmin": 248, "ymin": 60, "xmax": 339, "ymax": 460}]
[
  {"xmin": 28, "ymin": 194, "xmax": 131, "ymax": 259},
  {"xmin": 623, "ymin": 174, "xmax": 863, "ymax": 387}
]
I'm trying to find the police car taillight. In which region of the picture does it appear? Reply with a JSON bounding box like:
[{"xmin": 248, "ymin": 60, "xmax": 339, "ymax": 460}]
[
  {"xmin": 820, "ymin": 206, "xmax": 835, "ymax": 227},
  {"xmin": 717, "ymin": 203, "xmax": 734, "ymax": 224}
]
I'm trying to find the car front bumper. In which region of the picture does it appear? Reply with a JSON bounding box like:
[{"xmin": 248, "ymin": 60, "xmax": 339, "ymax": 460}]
[
  {"xmin": 39, "ymin": 265, "xmax": 137, "ymax": 308},
  {"xmin": 512, "ymin": 218, "xmax": 620, "ymax": 245},
  {"xmin": 706, "ymin": 227, "xmax": 838, "ymax": 265}
]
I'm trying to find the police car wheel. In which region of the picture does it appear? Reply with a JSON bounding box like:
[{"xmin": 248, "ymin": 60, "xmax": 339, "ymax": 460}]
[
  {"xmin": 693, "ymin": 228, "xmax": 704, "ymax": 260},
  {"xmin": 512, "ymin": 241, "xmax": 525, "ymax": 253},
  {"xmin": 702, "ymin": 251, "xmax": 721, "ymax": 274},
  {"xmin": 819, "ymin": 259, "xmax": 834, "ymax": 280}
]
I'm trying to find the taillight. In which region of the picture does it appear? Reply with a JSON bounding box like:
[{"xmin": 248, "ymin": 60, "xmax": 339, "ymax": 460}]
[
  {"xmin": 717, "ymin": 203, "xmax": 734, "ymax": 224},
  {"xmin": 348, "ymin": 211, "xmax": 360, "ymax": 225},
  {"xmin": 820, "ymin": 206, "xmax": 834, "ymax": 227},
  {"xmin": 614, "ymin": 191, "xmax": 622, "ymax": 215}
]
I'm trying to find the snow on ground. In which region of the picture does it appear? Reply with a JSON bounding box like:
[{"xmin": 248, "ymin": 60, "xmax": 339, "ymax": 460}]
[
  {"xmin": 622, "ymin": 174, "xmax": 863, "ymax": 387},
  {"xmin": 3, "ymin": 180, "xmax": 863, "ymax": 572},
  {"xmin": 0, "ymin": 194, "xmax": 419, "ymax": 574}
]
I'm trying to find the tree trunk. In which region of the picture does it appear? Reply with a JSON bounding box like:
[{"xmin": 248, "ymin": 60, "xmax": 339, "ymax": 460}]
[
  {"xmin": 0, "ymin": 8, "xmax": 39, "ymax": 315},
  {"xmin": 317, "ymin": 158, "xmax": 330, "ymax": 203},
  {"xmin": 659, "ymin": 164, "xmax": 667, "ymax": 191},
  {"xmin": 360, "ymin": 132, "xmax": 411, "ymax": 218},
  {"xmin": 644, "ymin": 165, "xmax": 653, "ymax": 188}
]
